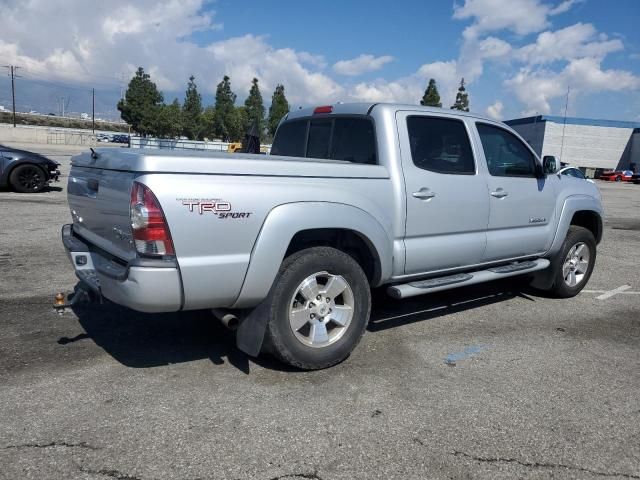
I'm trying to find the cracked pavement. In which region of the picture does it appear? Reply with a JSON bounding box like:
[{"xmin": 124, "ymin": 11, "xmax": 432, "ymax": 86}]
[{"xmin": 0, "ymin": 145, "xmax": 639, "ymax": 479}]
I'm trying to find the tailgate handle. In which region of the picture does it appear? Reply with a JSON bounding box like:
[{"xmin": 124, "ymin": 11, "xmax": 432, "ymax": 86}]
[{"xmin": 87, "ymin": 179, "xmax": 99, "ymax": 192}]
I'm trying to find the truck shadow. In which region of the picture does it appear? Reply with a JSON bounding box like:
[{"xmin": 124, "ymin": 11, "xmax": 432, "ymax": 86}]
[
  {"xmin": 61, "ymin": 278, "xmax": 536, "ymax": 373},
  {"xmin": 368, "ymin": 277, "xmax": 534, "ymax": 332}
]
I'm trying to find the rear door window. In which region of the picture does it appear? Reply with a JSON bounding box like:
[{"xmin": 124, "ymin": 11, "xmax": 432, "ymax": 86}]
[{"xmin": 406, "ymin": 116, "xmax": 475, "ymax": 174}]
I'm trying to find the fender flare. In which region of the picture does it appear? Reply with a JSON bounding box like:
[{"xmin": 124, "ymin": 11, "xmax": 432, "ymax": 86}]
[
  {"xmin": 232, "ymin": 201, "xmax": 393, "ymax": 309},
  {"xmin": 546, "ymin": 195, "xmax": 603, "ymax": 257}
]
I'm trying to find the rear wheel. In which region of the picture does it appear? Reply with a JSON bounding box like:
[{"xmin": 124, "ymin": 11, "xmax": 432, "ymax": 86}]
[
  {"xmin": 615, "ymin": 175, "xmax": 622, "ymax": 182},
  {"xmin": 264, "ymin": 247, "xmax": 371, "ymax": 370},
  {"xmin": 547, "ymin": 226, "xmax": 596, "ymax": 298},
  {"xmin": 10, "ymin": 164, "xmax": 46, "ymax": 193}
]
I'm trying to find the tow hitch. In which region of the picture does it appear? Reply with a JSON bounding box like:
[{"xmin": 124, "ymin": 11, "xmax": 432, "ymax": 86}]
[{"xmin": 53, "ymin": 284, "xmax": 101, "ymax": 314}]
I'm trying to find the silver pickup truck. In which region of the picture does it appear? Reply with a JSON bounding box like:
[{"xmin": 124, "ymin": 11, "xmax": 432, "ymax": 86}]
[{"xmin": 62, "ymin": 103, "xmax": 603, "ymax": 369}]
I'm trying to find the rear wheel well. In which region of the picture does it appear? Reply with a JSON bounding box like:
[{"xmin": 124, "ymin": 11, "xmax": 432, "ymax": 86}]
[
  {"xmin": 570, "ymin": 211, "xmax": 602, "ymax": 244},
  {"xmin": 285, "ymin": 229, "xmax": 380, "ymax": 285}
]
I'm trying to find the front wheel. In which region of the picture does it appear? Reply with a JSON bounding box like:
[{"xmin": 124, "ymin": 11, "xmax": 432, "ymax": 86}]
[
  {"xmin": 264, "ymin": 247, "xmax": 371, "ymax": 370},
  {"xmin": 10, "ymin": 164, "xmax": 46, "ymax": 193},
  {"xmin": 547, "ymin": 226, "xmax": 596, "ymax": 298},
  {"xmin": 615, "ymin": 175, "xmax": 622, "ymax": 182}
]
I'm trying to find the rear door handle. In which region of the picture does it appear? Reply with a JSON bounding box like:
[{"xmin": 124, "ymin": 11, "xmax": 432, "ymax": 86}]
[
  {"xmin": 490, "ymin": 189, "xmax": 508, "ymax": 198},
  {"xmin": 412, "ymin": 188, "xmax": 436, "ymax": 200}
]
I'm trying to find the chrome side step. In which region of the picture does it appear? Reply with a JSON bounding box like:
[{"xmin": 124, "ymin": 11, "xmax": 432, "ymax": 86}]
[{"xmin": 387, "ymin": 258, "xmax": 550, "ymax": 299}]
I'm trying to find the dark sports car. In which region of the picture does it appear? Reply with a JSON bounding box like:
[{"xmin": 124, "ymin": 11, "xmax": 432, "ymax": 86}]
[{"xmin": 0, "ymin": 144, "xmax": 60, "ymax": 193}]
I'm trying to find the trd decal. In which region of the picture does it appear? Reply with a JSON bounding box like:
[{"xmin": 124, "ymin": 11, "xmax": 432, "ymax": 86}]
[{"xmin": 178, "ymin": 198, "xmax": 252, "ymax": 219}]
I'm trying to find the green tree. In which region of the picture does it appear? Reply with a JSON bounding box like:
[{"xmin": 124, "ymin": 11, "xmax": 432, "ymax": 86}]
[
  {"xmin": 420, "ymin": 78, "xmax": 442, "ymax": 107},
  {"xmin": 154, "ymin": 99, "xmax": 183, "ymax": 139},
  {"xmin": 228, "ymin": 106, "xmax": 248, "ymax": 142},
  {"xmin": 244, "ymin": 77, "xmax": 265, "ymax": 138},
  {"xmin": 201, "ymin": 105, "xmax": 216, "ymax": 140},
  {"xmin": 213, "ymin": 75, "xmax": 237, "ymax": 141},
  {"xmin": 117, "ymin": 67, "xmax": 164, "ymax": 136},
  {"xmin": 450, "ymin": 78, "xmax": 470, "ymax": 112},
  {"xmin": 267, "ymin": 84, "xmax": 289, "ymax": 139},
  {"xmin": 182, "ymin": 75, "xmax": 204, "ymax": 140}
]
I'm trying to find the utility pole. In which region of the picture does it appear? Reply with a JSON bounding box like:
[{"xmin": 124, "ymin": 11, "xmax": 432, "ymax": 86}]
[
  {"xmin": 559, "ymin": 86, "xmax": 570, "ymax": 163},
  {"xmin": 3, "ymin": 65, "xmax": 20, "ymax": 127},
  {"xmin": 92, "ymin": 88, "xmax": 95, "ymax": 133}
]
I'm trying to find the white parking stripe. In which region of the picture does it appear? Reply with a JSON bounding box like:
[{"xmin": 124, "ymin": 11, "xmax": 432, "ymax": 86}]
[
  {"xmin": 594, "ymin": 285, "xmax": 632, "ymax": 300},
  {"xmin": 583, "ymin": 290, "xmax": 640, "ymax": 295}
]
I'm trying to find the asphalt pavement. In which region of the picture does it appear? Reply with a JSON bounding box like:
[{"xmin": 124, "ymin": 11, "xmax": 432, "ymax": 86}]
[{"xmin": 0, "ymin": 144, "xmax": 638, "ymax": 480}]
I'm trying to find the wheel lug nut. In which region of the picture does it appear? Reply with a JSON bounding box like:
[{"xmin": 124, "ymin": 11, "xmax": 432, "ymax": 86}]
[
  {"xmin": 316, "ymin": 295, "xmax": 321, "ymax": 300},
  {"xmin": 309, "ymin": 302, "xmax": 315, "ymax": 308},
  {"xmin": 310, "ymin": 313, "xmax": 315, "ymax": 319},
  {"xmin": 326, "ymin": 297, "xmax": 331, "ymax": 302}
]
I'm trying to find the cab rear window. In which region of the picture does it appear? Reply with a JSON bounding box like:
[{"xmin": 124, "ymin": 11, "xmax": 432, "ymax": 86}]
[{"xmin": 271, "ymin": 116, "xmax": 377, "ymax": 164}]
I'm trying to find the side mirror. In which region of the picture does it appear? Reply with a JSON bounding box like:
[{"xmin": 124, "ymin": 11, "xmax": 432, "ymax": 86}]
[{"xmin": 543, "ymin": 155, "xmax": 557, "ymax": 174}]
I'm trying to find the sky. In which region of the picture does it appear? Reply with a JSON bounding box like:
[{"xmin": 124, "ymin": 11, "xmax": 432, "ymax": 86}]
[{"xmin": 0, "ymin": 0, "xmax": 639, "ymax": 121}]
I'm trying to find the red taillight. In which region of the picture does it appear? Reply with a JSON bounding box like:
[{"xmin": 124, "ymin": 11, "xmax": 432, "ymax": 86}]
[
  {"xmin": 130, "ymin": 182, "xmax": 175, "ymax": 256},
  {"xmin": 313, "ymin": 105, "xmax": 333, "ymax": 114}
]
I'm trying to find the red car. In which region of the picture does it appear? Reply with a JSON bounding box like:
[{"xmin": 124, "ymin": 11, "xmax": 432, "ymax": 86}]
[{"xmin": 599, "ymin": 170, "xmax": 634, "ymax": 182}]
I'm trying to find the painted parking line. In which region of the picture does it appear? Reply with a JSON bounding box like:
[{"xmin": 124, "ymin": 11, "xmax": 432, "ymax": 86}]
[{"xmin": 582, "ymin": 285, "xmax": 637, "ymax": 300}]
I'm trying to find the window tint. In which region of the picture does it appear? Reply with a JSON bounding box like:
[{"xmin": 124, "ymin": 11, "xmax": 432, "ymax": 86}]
[
  {"xmin": 270, "ymin": 120, "xmax": 307, "ymax": 157},
  {"xmin": 271, "ymin": 116, "xmax": 378, "ymax": 164},
  {"xmin": 306, "ymin": 120, "xmax": 332, "ymax": 159},
  {"xmin": 331, "ymin": 118, "xmax": 377, "ymax": 164},
  {"xmin": 407, "ymin": 116, "xmax": 475, "ymax": 174},
  {"xmin": 476, "ymin": 123, "xmax": 536, "ymax": 177}
]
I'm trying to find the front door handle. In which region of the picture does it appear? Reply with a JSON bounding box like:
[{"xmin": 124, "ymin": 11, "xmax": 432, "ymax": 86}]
[
  {"xmin": 490, "ymin": 189, "xmax": 508, "ymax": 198},
  {"xmin": 412, "ymin": 188, "xmax": 436, "ymax": 200}
]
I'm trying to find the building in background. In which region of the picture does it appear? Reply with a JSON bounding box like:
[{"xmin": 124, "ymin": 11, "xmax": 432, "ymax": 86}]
[{"xmin": 505, "ymin": 115, "xmax": 640, "ymax": 176}]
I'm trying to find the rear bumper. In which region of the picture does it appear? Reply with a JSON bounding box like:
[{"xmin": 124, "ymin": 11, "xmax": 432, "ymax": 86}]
[{"xmin": 61, "ymin": 224, "xmax": 182, "ymax": 312}]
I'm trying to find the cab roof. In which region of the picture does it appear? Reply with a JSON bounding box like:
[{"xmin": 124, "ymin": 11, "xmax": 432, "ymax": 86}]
[{"xmin": 284, "ymin": 102, "xmax": 500, "ymax": 124}]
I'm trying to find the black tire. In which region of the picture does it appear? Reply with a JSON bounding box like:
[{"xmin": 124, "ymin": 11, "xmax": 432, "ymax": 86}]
[
  {"xmin": 264, "ymin": 247, "xmax": 371, "ymax": 370},
  {"xmin": 9, "ymin": 164, "xmax": 46, "ymax": 193},
  {"xmin": 615, "ymin": 175, "xmax": 622, "ymax": 182},
  {"xmin": 547, "ymin": 226, "xmax": 596, "ymax": 298}
]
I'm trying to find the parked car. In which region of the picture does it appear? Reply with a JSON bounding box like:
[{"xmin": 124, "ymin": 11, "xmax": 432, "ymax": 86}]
[
  {"xmin": 62, "ymin": 103, "xmax": 603, "ymax": 369},
  {"xmin": 112, "ymin": 134, "xmax": 130, "ymax": 144},
  {"xmin": 599, "ymin": 170, "xmax": 633, "ymax": 182},
  {"xmin": 0, "ymin": 144, "xmax": 60, "ymax": 193},
  {"xmin": 631, "ymin": 173, "xmax": 640, "ymax": 184},
  {"xmin": 558, "ymin": 166, "xmax": 595, "ymax": 183}
]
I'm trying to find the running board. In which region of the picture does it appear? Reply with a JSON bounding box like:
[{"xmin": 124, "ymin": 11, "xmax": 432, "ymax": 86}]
[{"xmin": 387, "ymin": 259, "xmax": 550, "ymax": 299}]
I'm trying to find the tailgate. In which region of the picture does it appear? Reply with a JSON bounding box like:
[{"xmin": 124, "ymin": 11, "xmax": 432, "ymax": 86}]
[{"xmin": 67, "ymin": 165, "xmax": 137, "ymax": 261}]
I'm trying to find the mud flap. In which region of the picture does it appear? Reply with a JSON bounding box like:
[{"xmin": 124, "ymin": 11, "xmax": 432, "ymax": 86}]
[
  {"xmin": 235, "ymin": 298, "xmax": 271, "ymax": 357},
  {"xmin": 529, "ymin": 255, "xmax": 557, "ymax": 290}
]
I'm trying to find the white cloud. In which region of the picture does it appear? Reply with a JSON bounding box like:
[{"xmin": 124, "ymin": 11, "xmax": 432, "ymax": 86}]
[
  {"xmin": 515, "ymin": 23, "xmax": 623, "ymax": 65},
  {"xmin": 0, "ymin": 0, "xmax": 341, "ymax": 106},
  {"xmin": 0, "ymin": 0, "xmax": 636, "ymax": 118},
  {"xmin": 506, "ymin": 58, "xmax": 640, "ymax": 114},
  {"xmin": 453, "ymin": 0, "xmax": 572, "ymax": 38},
  {"xmin": 349, "ymin": 60, "xmax": 457, "ymax": 104},
  {"xmin": 333, "ymin": 54, "xmax": 394, "ymax": 76},
  {"xmin": 486, "ymin": 100, "xmax": 504, "ymax": 119}
]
